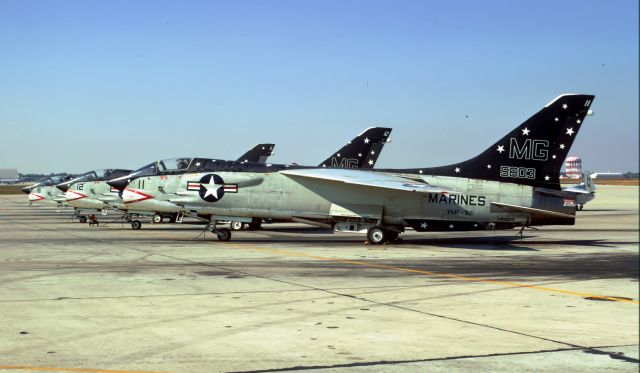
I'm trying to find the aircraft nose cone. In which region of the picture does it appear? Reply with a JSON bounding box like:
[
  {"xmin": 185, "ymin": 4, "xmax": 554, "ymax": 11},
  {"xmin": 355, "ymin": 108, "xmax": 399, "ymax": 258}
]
[
  {"xmin": 107, "ymin": 177, "xmax": 129, "ymax": 190},
  {"xmin": 20, "ymin": 186, "xmax": 31, "ymax": 194}
]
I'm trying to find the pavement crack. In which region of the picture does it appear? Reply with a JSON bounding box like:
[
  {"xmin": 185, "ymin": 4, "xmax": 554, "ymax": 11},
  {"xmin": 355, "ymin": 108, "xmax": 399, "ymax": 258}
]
[{"xmin": 229, "ymin": 345, "xmax": 639, "ymax": 372}]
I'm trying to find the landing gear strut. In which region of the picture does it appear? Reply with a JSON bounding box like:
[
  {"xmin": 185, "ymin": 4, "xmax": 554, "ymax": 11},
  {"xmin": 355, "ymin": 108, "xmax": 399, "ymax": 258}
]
[
  {"xmin": 206, "ymin": 222, "xmax": 232, "ymax": 241},
  {"xmin": 131, "ymin": 220, "xmax": 142, "ymax": 230}
]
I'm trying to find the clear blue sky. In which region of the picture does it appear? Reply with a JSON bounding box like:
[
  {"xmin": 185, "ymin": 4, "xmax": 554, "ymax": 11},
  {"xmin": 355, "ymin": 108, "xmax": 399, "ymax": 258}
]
[{"xmin": 0, "ymin": 0, "xmax": 637, "ymax": 173}]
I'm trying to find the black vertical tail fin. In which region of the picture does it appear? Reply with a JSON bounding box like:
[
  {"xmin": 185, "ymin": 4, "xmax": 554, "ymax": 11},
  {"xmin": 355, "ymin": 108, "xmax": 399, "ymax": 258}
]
[
  {"xmin": 419, "ymin": 94, "xmax": 595, "ymax": 189},
  {"xmin": 236, "ymin": 144, "xmax": 275, "ymax": 164},
  {"xmin": 319, "ymin": 127, "xmax": 392, "ymax": 168}
]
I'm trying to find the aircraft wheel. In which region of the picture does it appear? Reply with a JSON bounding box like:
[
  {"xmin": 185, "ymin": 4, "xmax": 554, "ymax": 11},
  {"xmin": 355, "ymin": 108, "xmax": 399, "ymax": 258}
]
[
  {"xmin": 216, "ymin": 228, "xmax": 231, "ymax": 241},
  {"xmin": 248, "ymin": 222, "xmax": 262, "ymax": 230},
  {"xmin": 78, "ymin": 216, "xmax": 87, "ymax": 224},
  {"xmin": 152, "ymin": 214, "xmax": 163, "ymax": 224},
  {"xmin": 131, "ymin": 220, "xmax": 142, "ymax": 230},
  {"xmin": 578, "ymin": 205, "xmax": 584, "ymax": 211},
  {"xmin": 230, "ymin": 221, "xmax": 245, "ymax": 231},
  {"xmin": 124, "ymin": 214, "xmax": 131, "ymax": 222},
  {"xmin": 367, "ymin": 226, "xmax": 386, "ymax": 245}
]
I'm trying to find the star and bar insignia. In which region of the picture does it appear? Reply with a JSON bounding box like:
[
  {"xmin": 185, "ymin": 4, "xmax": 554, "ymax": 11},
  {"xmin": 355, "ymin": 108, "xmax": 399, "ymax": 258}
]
[{"xmin": 187, "ymin": 174, "xmax": 238, "ymax": 202}]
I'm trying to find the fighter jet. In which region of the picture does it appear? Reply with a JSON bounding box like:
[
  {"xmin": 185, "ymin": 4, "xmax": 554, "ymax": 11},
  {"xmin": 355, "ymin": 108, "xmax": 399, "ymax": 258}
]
[
  {"xmin": 109, "ymin": 94, "xmax": 594, "ymax": 244},
  {"xmin": 54, "ymin": 144, "xmax": 276, "ymax": 224},
  {"xmin": 55, "ymin": 169, "xmax": 132, "ymax": 223},
  {"xmin": 23, "ymin": 176, "xmax": 73, "ymax": 208},
  {"xmin": 562, "ymin": 172, "xmax": 596, "ymax": 210},
  {"xmin": 107, "ymin": 127, "xmax": 392, "ymax": 230}
]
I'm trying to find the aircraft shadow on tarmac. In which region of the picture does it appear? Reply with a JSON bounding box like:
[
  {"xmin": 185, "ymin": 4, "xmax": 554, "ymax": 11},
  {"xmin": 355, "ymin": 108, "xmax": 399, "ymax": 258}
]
[{"xmin": 187, "ymin": 253, "xmax": 640, "ymax": 281}]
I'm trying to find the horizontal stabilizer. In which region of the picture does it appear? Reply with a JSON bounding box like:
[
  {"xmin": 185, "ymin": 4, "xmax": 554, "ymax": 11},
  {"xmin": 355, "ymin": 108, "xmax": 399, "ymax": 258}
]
[{"xmin": 281, "ymin": 168, "xmax": 454, "ymax": 194}]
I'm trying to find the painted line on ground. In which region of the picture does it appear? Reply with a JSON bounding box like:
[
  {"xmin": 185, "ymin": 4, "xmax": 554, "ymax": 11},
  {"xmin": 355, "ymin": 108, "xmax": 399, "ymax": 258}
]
[{"xmin": 225, "ymin": 244, "xmax": 640, "ymax": 305}]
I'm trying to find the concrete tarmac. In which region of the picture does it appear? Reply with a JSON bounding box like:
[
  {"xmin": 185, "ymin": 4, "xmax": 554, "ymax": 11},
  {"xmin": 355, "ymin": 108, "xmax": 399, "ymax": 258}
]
[{"xmin": 0, "ymin": 185, "xmax": 637, "ymax": 372}]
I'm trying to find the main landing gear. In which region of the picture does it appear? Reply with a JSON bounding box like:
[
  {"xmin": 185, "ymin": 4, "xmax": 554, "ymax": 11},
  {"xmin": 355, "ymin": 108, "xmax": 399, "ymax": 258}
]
[
  {"xmin": 366, "ymin": 226, "xmax": 399, "ymax": 245},
  {"xmin": 230, "ymin": 221, "xmax": 245, "ymax": 231},
  {"xmin": 206, "ymin": 222, "xmax": 232, "ymax": 241},
  {"xmin": 131, "ymin": 220, "xmax": 142, "ymax": 230}
]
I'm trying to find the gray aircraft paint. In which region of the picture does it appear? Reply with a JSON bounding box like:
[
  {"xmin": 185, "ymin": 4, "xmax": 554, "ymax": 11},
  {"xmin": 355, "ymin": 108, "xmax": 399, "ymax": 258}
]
[{"xmin": 115, "ymin": 94, "xmax": 594, "ymax": 239}]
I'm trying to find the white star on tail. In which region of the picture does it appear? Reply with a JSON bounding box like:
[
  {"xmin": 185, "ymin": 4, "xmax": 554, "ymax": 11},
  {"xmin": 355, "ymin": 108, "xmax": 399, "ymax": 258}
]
[
  {"xmin": 552, "ymin": 154, "xmax": 557, "ymax": 159},
  {"xmin": 562, "ymin": 103, "xmax": 568, "ymax": 109},
  {"xmin": 522, "ymin": 127, "xmax": 530, "ymax": 136},
  {"xmin": 454, "ymin": 167, "xmax": 460, "ymax": 173},
  {"xmin": 497, "ymin": 145, "xmax": 505, "ymax": 153},
  {"xmin": 554, "ymin": 117, "xmax": 559, "ymax": 122},
  {"xmin": 544, "ymin": 175, "xmax": 550, "ymax": 181},
  {"xmin": 487, "ymin": 164, "xmax": 492, "ymax": 169},
  {"xmin": 368, "ymin": 159, "xmax": 374, "ymax": 165},
  {"xmin": 418, "ymin": 170, "xmax": 423, "ymax": 174},
  {"xmin": 566, "ymin": 128, "xmax": 575, "ymax": 136},
  {"xmin": 420, "ymin": 222, "xmax": 428, "ymax": 229},
  {"xmin": 364, "ymin": 137, "xmax": 370, "ymax": 144},
  {"xmin": 576, "ymin": 119, "xmax": 581, "ymax": 124},
  {"xmin": 560, "ymin": 144, "xmax": 565, "ymax": 149},
  {"xmin": 202, "ymin": 175, "xmax": 223, "ymax": 199}
]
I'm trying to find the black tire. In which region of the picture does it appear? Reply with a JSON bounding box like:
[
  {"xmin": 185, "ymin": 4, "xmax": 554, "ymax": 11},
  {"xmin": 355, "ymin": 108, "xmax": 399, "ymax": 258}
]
[
  {"xmin": 367, "ymin": 226, "xmax": 386, "ymax": 245},
  {"xmin": 248, "ymin": 222, "xmax": 262, "ymax": 230},
  {"xmin": 230, "ymin": 221, "xmax": 244, "ymax": 231},
  {"xmin": 216, "ymin": 228, "xmax": 231, "ymax": 241},
  {"xmin": 131, "ymin": 220, "xmax": 142, "ymax": 230},
  {"xmin": 78, "ymin": 216, "xmax": 87, "ymax": 224},
  {"xmin": 152, "ymin": 214, "xmax": 162, "ymax": 224}
]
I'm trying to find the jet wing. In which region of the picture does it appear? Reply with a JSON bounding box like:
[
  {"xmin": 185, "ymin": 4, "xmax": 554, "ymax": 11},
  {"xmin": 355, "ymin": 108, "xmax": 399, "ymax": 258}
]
[
  {"xmin": 280, "ymin": 168, "xmax": 454, "ymax": 194},
  {"xmin": 562, "ymin": 185, "xmax": 592, "ymax": 194},
  {"xmin": 490, "ymin": 202, "xmax": 575, "ymax": 219}
]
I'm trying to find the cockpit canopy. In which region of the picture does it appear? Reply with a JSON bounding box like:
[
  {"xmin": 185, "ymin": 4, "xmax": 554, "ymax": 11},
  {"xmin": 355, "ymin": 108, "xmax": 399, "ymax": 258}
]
[
  {"xmin": 132, "ymin": 158, "xmax": 193, "ymax": 176},
  {"xmin": 29, "ymin": 176, "xmax": 69, "ymax": 188},
  {"xmin": 56, "ymin": 169, "xmax": 132, "ymax": 191}
]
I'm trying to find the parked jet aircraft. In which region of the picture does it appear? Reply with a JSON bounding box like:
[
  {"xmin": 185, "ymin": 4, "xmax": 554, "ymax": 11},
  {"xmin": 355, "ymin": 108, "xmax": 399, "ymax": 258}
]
[
  {"xmin": 563, "ymin": 172, "xmax": 596, "ymax": 210},
  {"xmin": 56, "ymin": 144, "xmax": 276, "ymax": 224},
  {"xmin": 55, "ymin": 169, "xmax": 132, "ymax": 222},
  {"xmin": 109, "ymin": 94, "xmax": 594, "ymax": 243},
  {"xmin": 22, "ymin": 176, "xmax": 73, "ymax": 208},
  {"xmin": 107, "ymin": 127, "xmax": 393, "ymax": 230}
]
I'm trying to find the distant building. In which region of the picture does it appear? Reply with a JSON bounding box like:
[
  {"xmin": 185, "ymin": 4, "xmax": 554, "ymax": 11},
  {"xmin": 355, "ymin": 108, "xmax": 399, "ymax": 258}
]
[
  {"xmin": 563, "ymin": 156, "xmax": 582, "ymax": 179},
  {"xmin": 591, "ymin": 172, "xmax": 624, "ymax": 179},
  {"xmin": 0, "ymin": 168, "xmax": 19, "ymax": 183}
]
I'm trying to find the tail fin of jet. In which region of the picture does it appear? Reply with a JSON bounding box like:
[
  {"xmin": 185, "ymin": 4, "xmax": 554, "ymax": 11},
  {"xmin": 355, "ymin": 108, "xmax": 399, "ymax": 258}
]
[
  {"xmin": 237, "ymin": 144, "xmax": 275, "ymax": 164},
  {"xmin": 566, "ymin": 171, "xmax": 596, "ymax": 193},
  {"xmin": 319, "ymin": 127, "xmax": 392, "ymax": 168},
  {"xmin": 418, "ymin": 94, "xmax": 595, "ymax": 190}
]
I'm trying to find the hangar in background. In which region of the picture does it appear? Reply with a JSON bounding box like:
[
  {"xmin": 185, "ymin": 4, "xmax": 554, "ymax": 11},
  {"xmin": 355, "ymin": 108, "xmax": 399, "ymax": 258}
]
[{"xmin": 0, "ymin": 168, "xmax": 19, "ymax": 183}]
